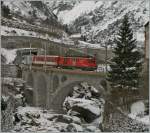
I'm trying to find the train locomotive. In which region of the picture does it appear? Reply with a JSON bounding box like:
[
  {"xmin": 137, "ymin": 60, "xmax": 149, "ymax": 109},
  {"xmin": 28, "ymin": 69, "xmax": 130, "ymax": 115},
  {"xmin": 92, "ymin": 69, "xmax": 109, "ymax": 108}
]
[{"xmin": 23, "ymin": 55, "xmax": 97, "ymax": 71}]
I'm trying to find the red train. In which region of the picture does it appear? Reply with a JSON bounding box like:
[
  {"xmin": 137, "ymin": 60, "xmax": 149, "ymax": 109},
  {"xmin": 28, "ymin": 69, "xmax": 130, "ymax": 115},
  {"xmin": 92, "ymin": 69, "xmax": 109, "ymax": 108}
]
[{"xmin": 23, "ymin": 55, "xmax": 97, "ymax": 71}]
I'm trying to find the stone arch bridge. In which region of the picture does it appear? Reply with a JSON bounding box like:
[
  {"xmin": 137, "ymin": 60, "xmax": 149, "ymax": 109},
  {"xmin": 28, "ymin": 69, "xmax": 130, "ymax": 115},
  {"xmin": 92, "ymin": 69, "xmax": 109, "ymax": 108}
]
[{"xmin": 22, "ymin": 66, "xmax": 108, "ymax": 111}]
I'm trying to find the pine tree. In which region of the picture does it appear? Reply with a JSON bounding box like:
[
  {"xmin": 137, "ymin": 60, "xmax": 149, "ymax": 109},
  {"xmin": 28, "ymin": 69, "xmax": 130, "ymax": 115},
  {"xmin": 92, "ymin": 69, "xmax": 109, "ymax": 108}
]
[
  {"xmin": 107, "ymin": 14, "xmax": 142, "ymax": 91},
  {"xmin": 2, "ymin": 3, "xmax": 11, "ymax": 18}
]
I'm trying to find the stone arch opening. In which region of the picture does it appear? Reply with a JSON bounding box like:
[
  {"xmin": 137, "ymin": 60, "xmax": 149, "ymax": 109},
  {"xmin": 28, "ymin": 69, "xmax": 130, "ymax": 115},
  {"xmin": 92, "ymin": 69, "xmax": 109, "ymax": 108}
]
[
  {"xmin": 51, "ymin": 81, "xmax": 84, "ymax": 110},
  {"xmin": 51, "ymin": 79, "xmax": 105, "ymax": 111},
  {"xmin": 36, "ymin": 75, "xmax": 47, "ymax": 107}
]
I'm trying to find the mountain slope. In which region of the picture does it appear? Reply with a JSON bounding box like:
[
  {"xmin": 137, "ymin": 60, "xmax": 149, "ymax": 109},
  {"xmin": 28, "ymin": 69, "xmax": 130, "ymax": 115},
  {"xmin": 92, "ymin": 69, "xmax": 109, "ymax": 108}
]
[
  {"xmin": 2, "ymin": 1, "xmax": 59, "ymax": 27},
  {"xmin": 48, "ymin": 0, "xmax": 149, "ymax": 47}
]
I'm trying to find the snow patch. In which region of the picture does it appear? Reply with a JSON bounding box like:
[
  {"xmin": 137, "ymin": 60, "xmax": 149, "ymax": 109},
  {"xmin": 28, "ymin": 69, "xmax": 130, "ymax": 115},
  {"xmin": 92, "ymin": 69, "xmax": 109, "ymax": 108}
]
[
  {"xmin": 1, "ymin": 48, "xmax": 17, "ymax": 64},
  {"xmin": 65, "ymin": 97, "xmax": 101, "ymax": 116},
  {"xmin": 135, "ymin": 32, "xmax": 145, "ymax": 42},
  {"xmin": 130, "ymin": 101, "xmax": 145, "ymax": 115},
  {"xmin": 128, "ymin": 114, "xmax": 149, "ymax": 125},
  {"xmin": 58, "ymin": 1, "xmax": 103, "ymax": 24},
  {"xmin": 1, "ymin": 26, "xmax": 74, "ymax": 46}
]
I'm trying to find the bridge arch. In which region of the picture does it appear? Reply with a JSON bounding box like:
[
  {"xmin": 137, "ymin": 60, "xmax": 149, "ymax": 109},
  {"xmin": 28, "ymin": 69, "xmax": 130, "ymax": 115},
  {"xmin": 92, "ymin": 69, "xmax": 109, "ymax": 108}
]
[
  {"xmin": 36, "ymin": 74, "xmax": 47, "ymax": 107},
  {"xmin": 51, "ymin": 80, "xmax": 104, "ymax": 110}
]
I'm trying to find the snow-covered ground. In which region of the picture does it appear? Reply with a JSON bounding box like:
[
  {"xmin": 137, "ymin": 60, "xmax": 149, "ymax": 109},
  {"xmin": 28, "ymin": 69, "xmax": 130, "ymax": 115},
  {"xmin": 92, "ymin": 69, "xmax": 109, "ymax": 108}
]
[
  {"xmin": 9, "ymin": 82, "xmax": 105, "ymax": 132},
  {"xmin": 77, "ymin": 40, "xmax": 112, "ymax": 49},
  {"xmin": 4, "ymin": 1, "xmax": 49, "ymax": 21},
  {"xmin": 57, "ymin": 1, "xmax": 103, "ymax": 24},
  {"xmin": 1, "ymin": 48, "xmax": 17, "ymax": 64},
  {"xmin": 92, "ymin": 0, "xmax": 148, "ymax": 36},
  {"xmin": 135, "ymin": 32, "xmax": 145, "ymax": 42},
  {"xmin": 1, "ymin": 26, "xmax": 74, "ymax": 45},
  {"xmin": 78, "ymin": 40, "xmax": 104, "ymax": 49},
  {"xmin": 130, "ymin": 101, "xmax": 145, "ymax": 115},
  {"xmin": 128, "ymin": 101, "xmax": 149, "ymax": 125},
  {"xmin": 129, "ymin": 113, "xmax": 149, "ymax": 125},
  {"xmin": 12, "ymin": 106, "xmax": 63, "ymax": 132}
]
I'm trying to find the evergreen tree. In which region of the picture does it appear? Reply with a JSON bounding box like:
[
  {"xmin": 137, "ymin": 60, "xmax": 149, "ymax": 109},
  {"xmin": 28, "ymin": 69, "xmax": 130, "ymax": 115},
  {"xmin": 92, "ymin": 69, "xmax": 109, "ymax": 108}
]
[
  {"xmin": 1, "ymin": 97, "xmax": 7, "ymax": 111},
  {"xmin": 107, "ymin": 14, "xmax": 142, "ymax": 90},
  {"xmin": 2, "ymin": 3, "xmax": 11, "ymax": 18}
]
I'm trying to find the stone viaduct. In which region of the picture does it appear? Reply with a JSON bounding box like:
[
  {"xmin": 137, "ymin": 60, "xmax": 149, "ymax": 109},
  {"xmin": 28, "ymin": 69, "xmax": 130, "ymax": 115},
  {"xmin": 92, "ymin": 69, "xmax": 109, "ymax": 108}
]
[{"xmin": 22, "ymin": 66, "xmax": 108, "ymax": 111}]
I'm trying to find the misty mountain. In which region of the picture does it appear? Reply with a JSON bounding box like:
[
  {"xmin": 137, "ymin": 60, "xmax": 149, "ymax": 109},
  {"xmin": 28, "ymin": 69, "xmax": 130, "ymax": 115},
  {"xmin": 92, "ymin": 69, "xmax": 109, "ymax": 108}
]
[{"xmin": 47, "ymin": 0, "xmax": 149, "ymax": 47}]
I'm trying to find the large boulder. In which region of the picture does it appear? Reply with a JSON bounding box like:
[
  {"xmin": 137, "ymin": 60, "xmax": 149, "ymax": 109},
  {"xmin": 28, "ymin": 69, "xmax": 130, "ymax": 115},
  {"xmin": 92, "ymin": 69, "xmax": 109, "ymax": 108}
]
[
  {"xmin": 63, "ymin": 97, "xmax": 104, "ymax": 123},
  {"xmin": 63, "ymin": 82, "xmax": 105, "ymax": 124}
]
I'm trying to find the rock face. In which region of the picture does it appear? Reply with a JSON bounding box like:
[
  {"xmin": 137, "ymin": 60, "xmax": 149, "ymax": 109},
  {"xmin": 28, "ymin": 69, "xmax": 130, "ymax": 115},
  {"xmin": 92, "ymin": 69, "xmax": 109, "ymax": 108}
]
[
  {"xmin": 2, "ymin": 78, "xmax": 27, "ymax": 108},
  {"xmin": 2, "ymin": 1, "xmax": 59, "ymax": 27},
  {"xmin": 12, "ymin": 107, "xmax": 84, "ymax": 132},
  {"xmin": 64, "ymin": 97, "xmax": 103, "ymax": 123},
  {"xmin": 1, "ymin": 77, "xmax": 29, "ymax": 132},
  {"xmin": 63, "ymin": 82, "xmax": 105, "ymax": 130}
]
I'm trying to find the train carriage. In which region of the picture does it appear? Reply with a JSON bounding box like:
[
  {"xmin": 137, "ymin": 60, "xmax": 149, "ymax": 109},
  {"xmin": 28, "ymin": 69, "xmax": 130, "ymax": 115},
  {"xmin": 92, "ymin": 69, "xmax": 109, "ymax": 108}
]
[
  {"xmin": 58, "ymin": 56, "xmax": 97, "ymax": 70},
  {"xmin": 23, "ymin": 55, "xmax": 97, "ymax": 71}
]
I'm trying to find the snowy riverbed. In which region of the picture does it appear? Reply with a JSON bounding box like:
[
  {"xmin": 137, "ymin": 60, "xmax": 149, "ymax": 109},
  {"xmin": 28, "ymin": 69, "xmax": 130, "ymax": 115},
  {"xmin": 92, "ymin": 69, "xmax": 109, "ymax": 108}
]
[{"xmin": 10, "ymin": 82, "xmax": 105, "ymax": 132}]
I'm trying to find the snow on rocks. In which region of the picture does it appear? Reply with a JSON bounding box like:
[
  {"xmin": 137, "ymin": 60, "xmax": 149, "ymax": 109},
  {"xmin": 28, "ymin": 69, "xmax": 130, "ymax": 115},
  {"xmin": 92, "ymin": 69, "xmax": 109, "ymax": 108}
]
[
  {"xmin": 63, "ymin": 82, "xmax": 105, "ymax": 129},
  {"xmin": 85, "ymin": 125, "xmax": 97, "ymax": 132},
  {"xmin": 78, "ymin": 40, "xmax": 106, "ymax": 49},
  {"xmin": 10, "ymin": 82, "xmax": 105, "ymax": 132},
  {"xmin": 1, "ymin": 48, "xmax": 17, "ymax": 64},
  {"xmin": 2, "ymin": 77, "xmax": 26, "ymax": 108},
  {"xmin": 12, "ymin": 107, "xmax": 57, "ymax": 132},
  {"xmin": 66, "ymin": 123, "xmax": 83, "ymax": 132},
  {"xmin": 128, "ymin": 100, "xmax": 149, "ymax": 125},
  {"xmin": 64, "ymin": 97, "xmax": 102, "ymax": 121},
  {"xmin": 130, "ymin": 101, "xmax": 145, "ymax": 115},
  {"xmin": 47, "ymin": 114, "xmax": 81, "ymax": 125},
  {"xmin": 1, "ymin": 26, "xmax": 74, "ymax": 46},
  {"xmin": 12, "ymin": 107, "xmax": 83, "ymax": 132},
  {"xmin": 128, "ymin": 114, "xmax": 149, "ymax": 126},
  {"xmin": 57, "ymin": 1, "xmax": 102, "ymax": 24}
]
